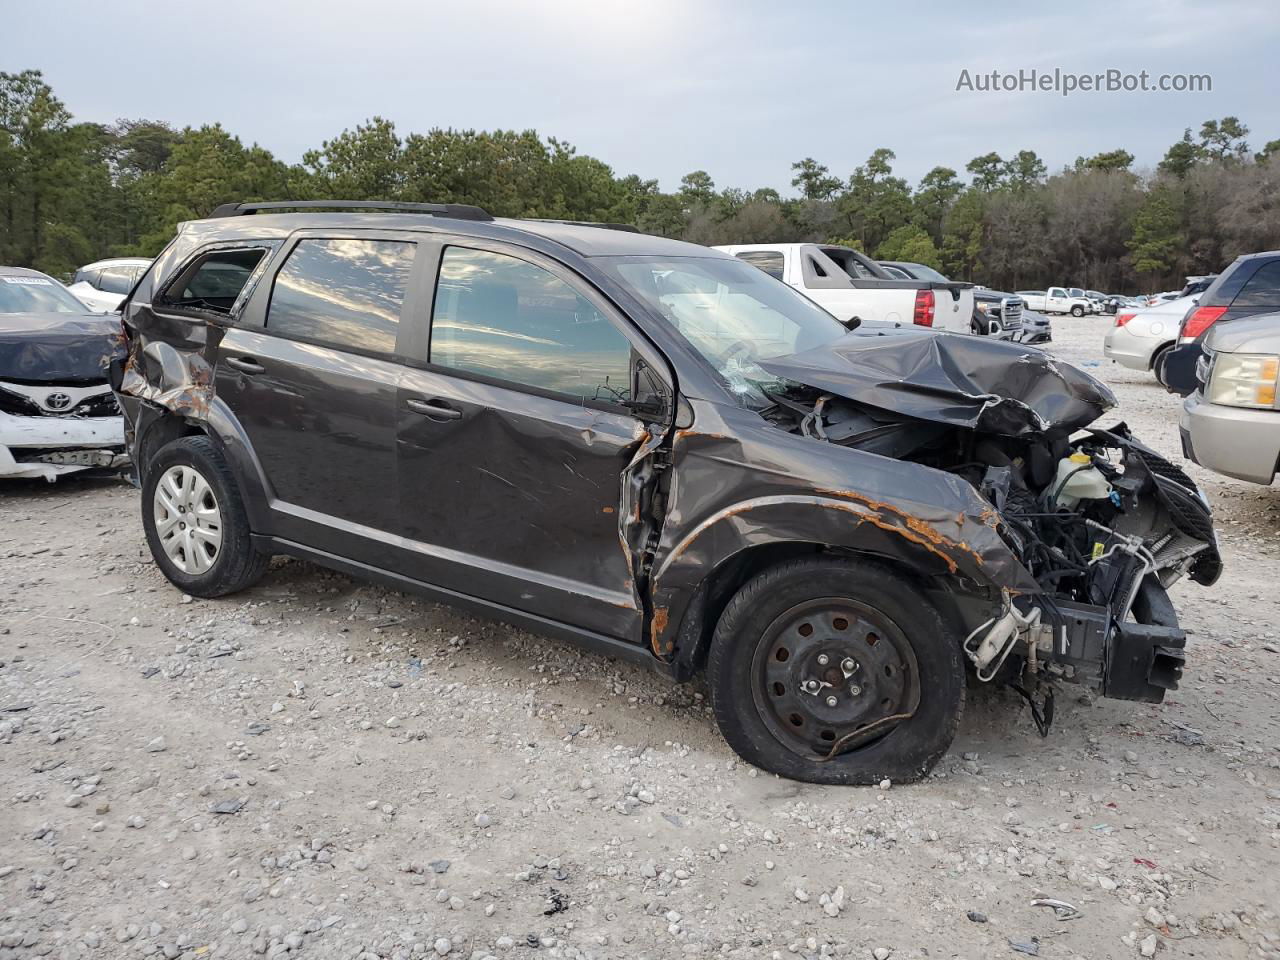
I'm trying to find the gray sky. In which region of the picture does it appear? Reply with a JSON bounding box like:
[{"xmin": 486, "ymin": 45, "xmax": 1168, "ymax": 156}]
[{"xmin": 14, "ymin": 0, "xmax": 1280, "ymax": 191}]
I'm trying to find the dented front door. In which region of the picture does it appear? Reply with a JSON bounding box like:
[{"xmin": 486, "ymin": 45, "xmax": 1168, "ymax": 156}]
[
  {"xmin": 392, "ymin": 240, "xmax": 654, "ymax": 642},
  {"xmin": 394, "ymin": 372, "xmax": 646, "ymax": 640}
]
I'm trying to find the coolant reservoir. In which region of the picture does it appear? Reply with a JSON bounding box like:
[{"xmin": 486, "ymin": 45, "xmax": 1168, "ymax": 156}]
[{"xmin": 1054, "ymin": 452, "xmax": 1111, "ymax": 509}]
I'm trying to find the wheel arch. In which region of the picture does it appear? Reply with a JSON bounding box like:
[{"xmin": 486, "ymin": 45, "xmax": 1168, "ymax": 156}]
[
  {"xmin": 1148, "ymin": 338, "xmax": 1175, "ymax": 371},
  {"xmin": 665, "ymin": 539, "xmax": 982, "ymax": 682},
  {"xmin": 133, "ymin": 397, "xmax": 273, "ymax": 531},
  {"xmin": 653, "ymin": 491, "xmax": 1019, "ymax": 679}
]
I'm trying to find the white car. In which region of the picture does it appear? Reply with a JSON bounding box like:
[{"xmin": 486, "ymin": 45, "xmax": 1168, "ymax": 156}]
[
  {"xmin": 1015, "ymin": 287, "xmax": 1094, "ymax": 317},
  {"xmin": 1103, "ymin": 293, "xmax": 1197, "ymax": 374},
  {"xmin": 1, "ymin": 266, "xmax": 126, "ymax": 480},
  {"xmin": 67, "ymin": 257, "xmax": 152, "ymax": 312}
]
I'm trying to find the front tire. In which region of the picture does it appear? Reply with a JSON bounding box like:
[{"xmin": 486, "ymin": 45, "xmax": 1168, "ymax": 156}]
[
  {"xmin": 141, "ymin": 436, "xmax": 270, "ymax": 597},
  {"xmin": 707, "ymin": 558, "xmax": 964, "ymax": 785},
  {"xmin": 1071, "ymin": 305, "xmax": 1085, "ymax": 317}
]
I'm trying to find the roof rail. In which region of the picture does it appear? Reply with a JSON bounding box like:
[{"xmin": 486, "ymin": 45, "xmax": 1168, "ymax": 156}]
[
  {"xmin": 523, "ymin": 218, "xmax": 640, "ymax": 233},
  {"xmin": 207, "ymin": 200, "xmax": 494, "ymax": 221}
]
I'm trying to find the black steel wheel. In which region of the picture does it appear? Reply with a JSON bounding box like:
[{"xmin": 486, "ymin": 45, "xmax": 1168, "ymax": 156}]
[
  {"xmin": 707, "ymin": 557, "xmax": 965, "ymax": 785},
  {"xmin": 749, "ymin": 598, "xmax": 920, "ymax": 759}
]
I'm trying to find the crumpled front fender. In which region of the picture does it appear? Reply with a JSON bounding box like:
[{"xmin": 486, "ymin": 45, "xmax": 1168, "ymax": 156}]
[{"xmin": 645, "ymin": 402, "xmax": 1039, "ymax": 658}]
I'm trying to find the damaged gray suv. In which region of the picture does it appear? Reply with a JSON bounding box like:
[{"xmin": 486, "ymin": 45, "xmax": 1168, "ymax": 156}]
[{"xmin": 111, "ymin": 201, "xmax": 1221, "ymax": 784}]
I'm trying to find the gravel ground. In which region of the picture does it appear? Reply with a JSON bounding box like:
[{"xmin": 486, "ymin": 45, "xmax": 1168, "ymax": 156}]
[{"xmin": 2, "ymin": 316, "xmax": 1278, "ymax": 960}]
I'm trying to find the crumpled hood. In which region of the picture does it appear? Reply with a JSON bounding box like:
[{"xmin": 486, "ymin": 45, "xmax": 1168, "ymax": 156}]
[
  {"xmin": 0, "ymin": 312, "xmax": 121, "ymax": 383},
  {"xmin": 759, "ymin": 328, "xmax": 1116, "ymax": 437}
]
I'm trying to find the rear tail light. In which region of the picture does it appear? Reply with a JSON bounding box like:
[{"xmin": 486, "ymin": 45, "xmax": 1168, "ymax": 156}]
[
  {"xmin": 913, "ymin": 289, "xmax": 935, "ymax": 327},
  {"xmin": 1115, "ymin": 313, "xmax": 1134, "ymax": 327},
  {"xmin": 1182, "ymin": 305, "xmax": 1227, "ymax": 340}
]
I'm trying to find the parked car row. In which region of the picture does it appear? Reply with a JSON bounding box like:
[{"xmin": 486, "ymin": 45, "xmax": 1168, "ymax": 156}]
[{"xmin": 1099, "ymin": 253, "xmax": 1280, "ymax": 487}]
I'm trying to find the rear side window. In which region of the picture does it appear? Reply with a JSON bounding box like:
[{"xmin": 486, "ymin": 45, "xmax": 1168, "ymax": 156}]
[
  {"xmin": 429, "ymin": 247, "xmax": 633, "ymax": 405},
  {"xmin": 1231, "ymin": 261, "xmax": 1280, "ymax": 307},
  {"xmin": 98, "ymin": 266, "xmax": 136, "ymax": 295},
  {"xmin": 735, "ymin": 250, "xmax": 785, "ymax": 280},
  {"xmin": 267, "ymin": 239, "xmax": 416, "ymax": 355},
  {"xmin": 73, "ymin": 268, "xmax": 101, "ymax": 287},
  {"xmin": 161, "ymin": 248, "xmax": 267, "ymax": 315}
]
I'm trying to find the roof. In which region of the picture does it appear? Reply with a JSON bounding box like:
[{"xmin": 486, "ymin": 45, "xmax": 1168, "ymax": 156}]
[
  {"xmin": 175, "ymin": 211, "xmax": 721, "ymax": 260},
  {"xmin": 79, "ymin": 257, "xmax": 152, "ymax": 270},
  {"xmin": 0, "ymin": 265, "xmax": 55, "ymax": 279}
]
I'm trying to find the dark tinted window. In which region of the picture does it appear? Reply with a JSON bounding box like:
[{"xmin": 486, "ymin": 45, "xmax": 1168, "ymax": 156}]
[
  {"xmin": 161, "ymin": 249, "xmax": 267, "ymax": 316},
  {"xmin": 99, "ymin": 266, "xmax": 136, "ymax": 294},
  {"xmin": 430, "ymin": 247, "xmax": 633, "ymax": 405},
  {"xmin": 1232, "ymin": 261, "xmax": 1280, "ymax": 307},
  {"xmin": 820, "ymin": 248, "xmax": 884, "ymax": 280},
  {"xmin": 268, "ymin": 239, "xmax": 415, "ymax": 355},
  {"xmin": 735, "ymin": 250, "xmax": 785, "ymax": 280}
]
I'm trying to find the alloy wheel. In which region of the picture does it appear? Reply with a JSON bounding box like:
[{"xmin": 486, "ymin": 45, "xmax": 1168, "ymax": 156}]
[{"xmin": 153, "ymin": 464, "xmax": 223, "ymax": 575}]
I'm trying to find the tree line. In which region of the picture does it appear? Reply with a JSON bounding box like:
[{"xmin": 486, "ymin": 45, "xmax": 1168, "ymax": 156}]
[{"xmin": 3, "ymin": 68, "xmax": 1278, "ymax": 293}]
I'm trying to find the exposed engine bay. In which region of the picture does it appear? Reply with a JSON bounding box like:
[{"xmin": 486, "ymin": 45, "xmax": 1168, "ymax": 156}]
[{"xmin": 756, "ymin": 331, "xmax": 1222, "ymax": 728}]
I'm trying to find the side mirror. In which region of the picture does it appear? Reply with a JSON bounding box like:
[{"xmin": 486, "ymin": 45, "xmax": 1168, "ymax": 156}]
[{"xmin": 843, "ymin": 315, "xmax": 863, "ymax": 331}]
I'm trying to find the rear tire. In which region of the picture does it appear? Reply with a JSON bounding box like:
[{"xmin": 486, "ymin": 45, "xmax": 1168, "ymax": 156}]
[
  {"xmin": 141, "ymin": 436, "xmax": 270, "ymax": 598},
  {"xmin": 707, "ymin": 557, "xmax": 964, "ymax": 785},
  {"xmin": 1149, "ymin": 341, "xmax": 1174, "ymax": 376}
]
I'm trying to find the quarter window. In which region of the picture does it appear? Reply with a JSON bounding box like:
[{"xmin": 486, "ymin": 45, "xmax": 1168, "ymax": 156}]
[
  {"xmin": 1232, "ymin": 261, "xmax": 1280, "ymax": 307},
  {"xmin": 98, "ymin": 266, "xmax": 136, "ymax": 295},
  {"xmin": 735, "ymin": 250, "xmax": 785, "ymax": 280},
  {"xmin": 267, "ymin": 239, "xmax": 415, "ymax": 355},
  {"xmin": 161, "ymin": 248, "xmax": 267, "ymax": 316},
  {"xmin": 430, "ymin": 247, "xmax": 633, "ymax": 405}
]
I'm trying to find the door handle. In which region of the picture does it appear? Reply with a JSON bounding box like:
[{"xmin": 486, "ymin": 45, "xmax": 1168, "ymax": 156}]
[
  {"xmin": 225, "ymin": 356, "xmax": 265, "ymax": 375},
  {"xmin": 405, "ymin": 397, "xmax": 463, "ymax": 421}
]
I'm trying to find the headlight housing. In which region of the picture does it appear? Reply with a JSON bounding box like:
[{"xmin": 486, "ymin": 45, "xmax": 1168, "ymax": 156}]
[
  {"xmin": 1207, "ymin": 352, "xmax": 1280, "ymax": 409},
  {"xmin": 976, "ymin": 301, "xmax": 991, "ymax": 314}
]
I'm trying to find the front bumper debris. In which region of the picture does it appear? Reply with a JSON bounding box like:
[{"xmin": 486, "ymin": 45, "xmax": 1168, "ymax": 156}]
[{"xmin": 0, "ymin": 407, "xmax": 126, "ymax": 481}]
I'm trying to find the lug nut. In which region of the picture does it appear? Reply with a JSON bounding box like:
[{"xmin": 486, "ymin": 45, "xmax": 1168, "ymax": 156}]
[
  {"xmin": 841, "ymin": 657, "xmax": 856, "ymax": 674},
  {"xmin": 817, "ymin": 654, "xmax": 829, "ymax": 666},
  {"xmin": 849, "ymin": 684, "xmax": 862, "ymax": 696},
  {"xmin": 802, "ymin": 680, "xmax": 820, "ymax": 694},
  {"xmin": 825, "ymin": 696, "xmax": 838, "ymax": 707}
]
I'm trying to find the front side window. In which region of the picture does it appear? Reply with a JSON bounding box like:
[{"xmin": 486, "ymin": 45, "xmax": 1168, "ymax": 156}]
[
  {"xmin": 602, "ymin": 255, "xmax": 847, "ymax": 408},
  {"xmin": 1232, "ymin": 261, "xmax": 1280, "ymax": 307},
  {"xmin": 430, "ymin": 247, "xmax": 633, "ymax": 405},
  {"xmin": 163, "ymin": 248, "xmax": 268, "ymax": 316},
  {"xmin": 267, "ymin": 239, "xmax": 415, "ymax": 355}
]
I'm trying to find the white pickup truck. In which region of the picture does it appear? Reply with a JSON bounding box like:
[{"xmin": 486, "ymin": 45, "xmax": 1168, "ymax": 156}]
[
  {"xmin": 715, "ymin": 243, "xmax": 974, "ymax": 333},
  {"xmin": 1015, "ymin": 287, "xmax": 1095, "ymax": 317}
]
